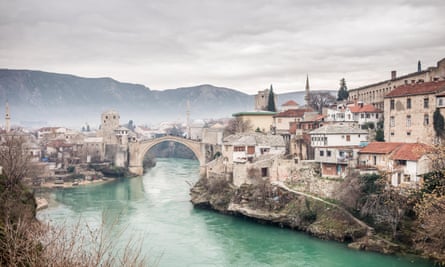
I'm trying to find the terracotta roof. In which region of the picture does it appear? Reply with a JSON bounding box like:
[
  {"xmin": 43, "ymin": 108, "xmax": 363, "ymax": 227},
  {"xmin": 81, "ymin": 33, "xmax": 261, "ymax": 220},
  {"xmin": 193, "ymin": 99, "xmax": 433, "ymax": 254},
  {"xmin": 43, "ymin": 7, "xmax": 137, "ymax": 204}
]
[
  {"xmin": 385, "ymin": 80, "xmax": 445, "ymax": 98},
  {"xmin": 282, "ymin": 100, "xmax": 298, "ymax": 106},
  {"xmin": 359, "ymin": 142, "xmax": 403, "ymax": 154},
  {"xmin": 274, "ymin": 108, "xmax": 312, "ymax": 118},
  {"xmin": 390, "ymin": 143, "xmax": 432, "ymax": 161},
  {"xmin": 348, "ymin": 103, "xmax": 381, "ymax": 113}
]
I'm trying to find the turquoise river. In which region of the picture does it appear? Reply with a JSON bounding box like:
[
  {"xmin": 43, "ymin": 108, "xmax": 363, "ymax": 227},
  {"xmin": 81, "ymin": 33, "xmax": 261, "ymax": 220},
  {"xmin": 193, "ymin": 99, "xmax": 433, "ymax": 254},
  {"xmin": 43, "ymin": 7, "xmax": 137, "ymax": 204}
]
[{"xmin": 37, "ymin": 158, "xmax": 434, "ymax": 267}]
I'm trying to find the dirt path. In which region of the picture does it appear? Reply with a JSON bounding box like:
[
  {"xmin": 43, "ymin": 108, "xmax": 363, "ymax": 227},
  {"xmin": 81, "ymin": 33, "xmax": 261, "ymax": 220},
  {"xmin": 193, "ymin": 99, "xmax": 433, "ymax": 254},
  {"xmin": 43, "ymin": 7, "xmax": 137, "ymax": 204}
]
[{"xmin": 271, "ymin": 181, "xmax": 375, "ymax": 235}]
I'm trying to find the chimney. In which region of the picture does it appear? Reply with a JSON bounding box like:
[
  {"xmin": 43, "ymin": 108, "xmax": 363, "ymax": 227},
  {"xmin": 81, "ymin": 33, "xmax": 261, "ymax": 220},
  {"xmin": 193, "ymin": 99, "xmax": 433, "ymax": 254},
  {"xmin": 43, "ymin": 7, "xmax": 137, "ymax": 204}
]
[
  {"xmin": 418, "ymin": 60, "xmax": 421, "ymax": 72},
  {"xmin": 391, "ymin": 70, "xmax": 397, "ymax": 80}
]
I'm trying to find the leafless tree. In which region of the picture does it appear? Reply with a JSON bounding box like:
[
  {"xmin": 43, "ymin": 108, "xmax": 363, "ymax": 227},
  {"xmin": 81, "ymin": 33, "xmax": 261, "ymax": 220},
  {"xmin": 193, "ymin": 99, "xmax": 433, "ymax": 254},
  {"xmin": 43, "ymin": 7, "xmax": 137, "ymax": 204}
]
[
  {"xmin": 310, "ymin": 92, "xmax": 336, "ymax": 113},
  {"xmin": 224, "ymin": 117, "xmax": 252, "ymax": 136},
  {"xmin": 0, "ymin": 134, "xmax": 33, "ymax": 189}
]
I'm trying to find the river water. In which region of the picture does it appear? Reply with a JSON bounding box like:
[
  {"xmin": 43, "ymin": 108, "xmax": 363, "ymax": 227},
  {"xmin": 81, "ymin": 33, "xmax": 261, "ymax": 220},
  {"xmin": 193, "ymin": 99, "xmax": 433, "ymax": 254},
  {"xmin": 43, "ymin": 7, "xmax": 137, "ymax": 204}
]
[{"xmin": 37, "ymin": 158, "xmax": 433, "ymax": 267}]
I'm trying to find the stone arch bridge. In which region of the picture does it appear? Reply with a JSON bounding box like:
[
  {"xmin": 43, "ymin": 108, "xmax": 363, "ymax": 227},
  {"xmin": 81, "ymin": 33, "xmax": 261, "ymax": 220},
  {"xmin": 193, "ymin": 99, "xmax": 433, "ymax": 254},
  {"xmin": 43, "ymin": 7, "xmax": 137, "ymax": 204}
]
[{"xmin": 128, "ymin": 135, "xmax": 208, "ymax": 176}]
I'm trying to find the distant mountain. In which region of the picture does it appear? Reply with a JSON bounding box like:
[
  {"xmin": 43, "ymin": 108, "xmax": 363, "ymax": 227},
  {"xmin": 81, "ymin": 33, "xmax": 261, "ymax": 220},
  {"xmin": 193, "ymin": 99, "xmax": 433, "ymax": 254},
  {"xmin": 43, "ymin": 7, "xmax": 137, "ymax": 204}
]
[{"xmin": 0, "ymin": 69, "xmax": 334, "ymax": 128}]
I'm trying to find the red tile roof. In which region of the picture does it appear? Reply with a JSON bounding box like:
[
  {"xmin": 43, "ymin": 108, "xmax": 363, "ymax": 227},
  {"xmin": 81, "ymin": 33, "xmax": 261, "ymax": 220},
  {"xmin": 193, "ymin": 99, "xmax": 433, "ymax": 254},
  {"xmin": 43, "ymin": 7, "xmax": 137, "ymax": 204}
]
[
  {"xmin": 385, "ymin": 80, "xmax": 445, "ymax": 98},
  {"xmin": 390, "ymin": 143, "xmax": 432, "ymax": 161},
  {"xmin": 274, "ymin": 108, "xmax": 313, "ymax": 118},
  {"xmin": 348, "ymin": 103, "xmax": 381, "ymax": 113},
  {"xmin": 359, "ymin": 142, "xmax": 403, "ymax": 154},
  {"xmin": 282, "ymin": 100, "xmax": 298, "ymax": 106}
]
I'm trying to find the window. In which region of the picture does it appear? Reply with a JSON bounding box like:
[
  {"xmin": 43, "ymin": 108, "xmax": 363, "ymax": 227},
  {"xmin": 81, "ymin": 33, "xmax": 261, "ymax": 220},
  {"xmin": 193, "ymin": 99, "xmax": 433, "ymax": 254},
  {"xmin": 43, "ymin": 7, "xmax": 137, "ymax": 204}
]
[
  {"xmin": 407, "ymin": 131, "xmax": 411, "ymax": 136},
  {"xmin": 261, "ymin": 168, "xmax": 268, "ymax": 177},
  {"xmin": 361, "ymin": 114, "xmax": 364, "ymax": 119},
  {"xmin": 424, "ymin": 114, "xmax": 429, "ymax": 125},
  {"xmin": 376, "ymin": 114, "xmax": 379, "ymax": 119},
  {"xmin": 406, "ymin": 115, "xmax": 411, "ymax": 127},
  {"xmin": 390, "ymin": 116, "xmax": 395, "ymax": 127},
  {"xmin": 247, "ymin": 146, "xmax": 255, "ymax": 154},
  {"xmin": 390, "ymin": 99, "xmax": 395, "ymax": 110},
  {"xmin": 327, "ymin": 150, "xmax": 332, "ymax": 157},
  {"xmin": 346, "ymin": 135, "xmax": 351, "ymax": 141},
  {"xmin": 320, "ymin": 150, "xmax": 324, "ymax": 157},
  {"xmin": 424, "ymin": 98, "xmax": 429, "ymax": 108},
  {"xmin": 366, "ymin": 113, "xmax": 370, "ymax": 118},
  {"xmin": 234, "ymin": 146, "xmax": 245, "ymax": 152},
  {"xmin": 440, "ymin": 99, "xmax": 444, "ymax": 107},
  {"xmin": 407, "ymin": 98, "xmax": 411, "ymax": 109}
]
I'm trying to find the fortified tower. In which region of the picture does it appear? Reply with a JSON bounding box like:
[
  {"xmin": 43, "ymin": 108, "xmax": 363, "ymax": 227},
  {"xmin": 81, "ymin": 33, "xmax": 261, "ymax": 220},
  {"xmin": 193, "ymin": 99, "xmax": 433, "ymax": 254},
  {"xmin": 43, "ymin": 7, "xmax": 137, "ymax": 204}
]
[
  {"xmin": 100, "ymin": 110, "xmax": 120, "ymax": 144},
  {"xmin": 255, "ymin": 87, "xmax": 278, "ymax": 111}
]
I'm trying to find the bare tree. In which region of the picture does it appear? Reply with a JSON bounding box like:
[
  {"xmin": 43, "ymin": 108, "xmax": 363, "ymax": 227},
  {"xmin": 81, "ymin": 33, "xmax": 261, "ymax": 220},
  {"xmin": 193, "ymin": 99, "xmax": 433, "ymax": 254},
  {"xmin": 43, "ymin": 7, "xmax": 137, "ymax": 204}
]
[
  {"xmin": 0, "ymin": 134, "xmax": 33, "ymax": 189},
  {"xmin": 310, "ymin": 92, "xmax": 336, "ymax": 113},
  {"xmin": 224, "ymin": 117, "xmax": 252, "ymax": 136}
]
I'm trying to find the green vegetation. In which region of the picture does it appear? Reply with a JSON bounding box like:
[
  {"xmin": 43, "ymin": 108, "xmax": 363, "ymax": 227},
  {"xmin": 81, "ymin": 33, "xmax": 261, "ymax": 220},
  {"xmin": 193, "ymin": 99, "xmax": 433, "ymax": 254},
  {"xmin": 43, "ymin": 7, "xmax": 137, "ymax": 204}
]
[
  {"xmin": 433, "ymin": 108, "xmax": 445, "ymax": 139},
  {"xmin": 375, "ymin": 120, "xmax": 385, "ymax": 141},
  {"xmin": 67, "ymin": 166, "xmax": 75, "ymax": 173},
  {"xmin": 337, "ymin": 78, "xmax": 349, "ymax": 101},
  {"xmin": 361, "ymin": 122, "xmax": 375, "ymax": 130},
  {"xmin": 267, "ymin": 85, "xmax": 276, "ymax": 112}
]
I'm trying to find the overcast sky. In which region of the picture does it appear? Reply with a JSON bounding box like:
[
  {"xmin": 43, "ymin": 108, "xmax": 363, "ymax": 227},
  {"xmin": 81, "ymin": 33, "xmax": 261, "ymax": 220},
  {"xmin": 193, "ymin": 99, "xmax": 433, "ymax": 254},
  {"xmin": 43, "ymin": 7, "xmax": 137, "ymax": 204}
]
[{"xmin": 1, "ymin": 0, "xmax": 444, "ymax": 94}]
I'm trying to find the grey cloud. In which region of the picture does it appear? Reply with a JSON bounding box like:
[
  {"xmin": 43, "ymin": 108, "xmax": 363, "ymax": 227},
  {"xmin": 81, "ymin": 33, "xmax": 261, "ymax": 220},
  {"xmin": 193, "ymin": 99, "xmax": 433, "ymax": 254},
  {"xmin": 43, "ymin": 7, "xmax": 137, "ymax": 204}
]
[{"xmin": 0, "ymin": 0, "xmax": 444, "ymax": 93}]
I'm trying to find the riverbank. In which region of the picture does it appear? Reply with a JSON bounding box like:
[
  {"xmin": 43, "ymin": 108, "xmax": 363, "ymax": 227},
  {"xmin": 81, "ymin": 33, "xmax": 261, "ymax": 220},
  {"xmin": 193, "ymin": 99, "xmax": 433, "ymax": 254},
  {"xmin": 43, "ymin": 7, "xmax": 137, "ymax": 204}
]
[
  {"xmin": 35, "ymin": 177, "xmax": 117, "ymax": 211},
  {"xmin": 39, "ymin": 177, "xmax": 116, "ymax": 189},
  {"xmin": 190, "ymin": 176, "xmax": 409, "ymax": 256}
]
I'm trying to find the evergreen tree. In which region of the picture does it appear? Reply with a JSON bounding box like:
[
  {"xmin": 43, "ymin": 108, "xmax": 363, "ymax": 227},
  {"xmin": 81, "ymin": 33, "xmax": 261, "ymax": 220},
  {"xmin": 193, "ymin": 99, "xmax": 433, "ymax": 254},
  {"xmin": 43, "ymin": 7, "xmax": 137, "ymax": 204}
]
[
  {"xmin": 433, "ymin": 108, "xmax": 445, "ymax": 138},
  {"xmin": 337, "ymin": 78, "xmax": 349, "ymax": 101},
  {"xmin": 267, "ymin": 85, "xmax": 276, "ymax": 112}
]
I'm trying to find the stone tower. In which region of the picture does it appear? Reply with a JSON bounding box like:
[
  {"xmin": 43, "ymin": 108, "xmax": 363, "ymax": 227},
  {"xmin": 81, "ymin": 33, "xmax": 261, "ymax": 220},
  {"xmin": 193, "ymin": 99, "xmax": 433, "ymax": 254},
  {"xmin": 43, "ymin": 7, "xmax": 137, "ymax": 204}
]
[
  {"xmin": 5, "ymin": 101, "xmax": 10, "ymax": 132},
  {"xmin": 100, "ymin": 110, "xmax": 120, "ymax": 144},
  {"xmin": 304, "ymin": 75, "xmax": 310, "ymax": 108},
  {"xmin": 255, "ymin": 88, "xmax": 278, "ymax": 111}
]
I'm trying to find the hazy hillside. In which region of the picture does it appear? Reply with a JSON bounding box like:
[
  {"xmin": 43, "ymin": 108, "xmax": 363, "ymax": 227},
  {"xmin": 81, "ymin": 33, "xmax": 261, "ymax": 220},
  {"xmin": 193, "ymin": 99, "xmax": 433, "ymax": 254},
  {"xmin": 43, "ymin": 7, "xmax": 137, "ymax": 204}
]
[{"xmin": 0, "ymin": 69, "xmax": 334, "ymax": 129}]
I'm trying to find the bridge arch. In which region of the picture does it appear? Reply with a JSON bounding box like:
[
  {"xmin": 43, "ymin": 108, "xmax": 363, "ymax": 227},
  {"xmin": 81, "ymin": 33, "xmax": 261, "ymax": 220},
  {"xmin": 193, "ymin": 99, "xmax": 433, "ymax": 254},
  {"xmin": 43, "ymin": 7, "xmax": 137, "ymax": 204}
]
[{"xmin": 128, "ymin": 136, "xmax": 206, "ymax": 176}]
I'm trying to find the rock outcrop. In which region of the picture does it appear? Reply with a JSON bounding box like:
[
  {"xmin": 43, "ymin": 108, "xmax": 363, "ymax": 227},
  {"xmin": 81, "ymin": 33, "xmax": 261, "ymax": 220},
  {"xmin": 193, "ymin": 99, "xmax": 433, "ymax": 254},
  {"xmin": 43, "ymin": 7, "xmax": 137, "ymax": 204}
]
[{"xmin": 190, "ymin": 177, "xmax": 368, "ymax": 243}]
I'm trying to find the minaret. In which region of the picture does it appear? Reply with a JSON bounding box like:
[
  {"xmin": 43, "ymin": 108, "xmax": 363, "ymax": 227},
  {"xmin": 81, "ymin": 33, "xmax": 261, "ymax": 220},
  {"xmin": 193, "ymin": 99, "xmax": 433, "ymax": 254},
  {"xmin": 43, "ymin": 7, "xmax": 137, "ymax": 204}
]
[
  {"xmin": 186, "ymin": 100, "xmax": 191, "ymax": 139},
  {"xmin": 5, "ymin": 101, "xmax": 10, "ymax": 132},
  {"xmin": 304, "ymin": 75, "xmax": 310, "ymax": 108}
]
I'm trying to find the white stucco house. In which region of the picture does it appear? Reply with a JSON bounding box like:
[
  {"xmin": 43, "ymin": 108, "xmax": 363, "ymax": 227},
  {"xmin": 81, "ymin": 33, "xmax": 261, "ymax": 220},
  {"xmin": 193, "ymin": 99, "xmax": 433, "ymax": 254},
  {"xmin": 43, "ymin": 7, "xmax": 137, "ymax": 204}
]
[{"xmin": 310, "ymin": 125, "xmax": 368, "ymax": 177}]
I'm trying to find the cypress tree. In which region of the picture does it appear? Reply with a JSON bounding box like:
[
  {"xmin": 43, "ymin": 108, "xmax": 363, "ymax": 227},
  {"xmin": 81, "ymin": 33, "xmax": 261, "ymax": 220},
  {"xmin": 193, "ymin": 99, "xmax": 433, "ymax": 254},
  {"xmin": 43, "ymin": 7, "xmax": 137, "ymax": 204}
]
[
  {"xmin": 433, "ymin": 108, "xmax": 445, "ymax": 138},
  {"xmin": 337, "ymin": 78, "xmax": 349, "ymax": 101},
  {"xmin": 267, "ymin": 85, "xmax": 276, "ymax": 112}
]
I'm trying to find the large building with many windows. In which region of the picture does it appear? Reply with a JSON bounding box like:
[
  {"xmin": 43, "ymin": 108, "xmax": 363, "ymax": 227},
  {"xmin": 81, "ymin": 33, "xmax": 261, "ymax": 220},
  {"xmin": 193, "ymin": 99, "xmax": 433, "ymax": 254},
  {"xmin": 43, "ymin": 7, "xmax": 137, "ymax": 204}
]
[
  {"xmin": 384, "ymin": 80, "xmax": 445, "ymax": 144},
  {"xmin": 348, "ymin": 58, "xmax": 445, "ymax": 110}
]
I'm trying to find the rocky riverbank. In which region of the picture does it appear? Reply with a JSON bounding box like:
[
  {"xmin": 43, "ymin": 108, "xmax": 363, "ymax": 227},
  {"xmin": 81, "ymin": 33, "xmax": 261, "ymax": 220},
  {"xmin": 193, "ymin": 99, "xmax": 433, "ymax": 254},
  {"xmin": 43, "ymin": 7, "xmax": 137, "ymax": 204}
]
[{"xmin": 190, "ymin": 176, "xmax": 401, "ymax": 255}]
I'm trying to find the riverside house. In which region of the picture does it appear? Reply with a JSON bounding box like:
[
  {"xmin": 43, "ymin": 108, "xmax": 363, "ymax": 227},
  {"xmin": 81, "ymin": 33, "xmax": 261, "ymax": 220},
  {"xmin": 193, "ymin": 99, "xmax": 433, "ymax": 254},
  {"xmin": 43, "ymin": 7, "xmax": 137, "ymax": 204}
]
[{"xmin": 310, "ymin": 125, "xmax": 368, "ymax": 177}]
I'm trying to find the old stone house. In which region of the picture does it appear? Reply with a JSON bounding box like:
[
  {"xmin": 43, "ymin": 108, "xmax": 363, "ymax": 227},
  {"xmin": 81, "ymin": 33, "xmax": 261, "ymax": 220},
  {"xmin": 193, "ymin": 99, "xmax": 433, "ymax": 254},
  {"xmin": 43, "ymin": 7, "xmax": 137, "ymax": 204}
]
[
  {"xmin": 384, "ymin": 80, "xmax": 445, "ymax": 144},
  {"xmin": 358, "ymin": 142, "xmax": 432, "ymax": 188},
  {"xmin": 221, "ymin": 133, "xmax": 285, "ymax": 186}
]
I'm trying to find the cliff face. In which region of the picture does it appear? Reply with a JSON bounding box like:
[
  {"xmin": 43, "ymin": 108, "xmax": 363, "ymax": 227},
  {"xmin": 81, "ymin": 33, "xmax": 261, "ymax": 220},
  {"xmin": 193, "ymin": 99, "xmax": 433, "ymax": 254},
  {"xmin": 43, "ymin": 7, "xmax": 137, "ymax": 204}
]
[{"xmin": 190, "ymin": 177, "xmax": 368, "ymax": 243}]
